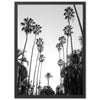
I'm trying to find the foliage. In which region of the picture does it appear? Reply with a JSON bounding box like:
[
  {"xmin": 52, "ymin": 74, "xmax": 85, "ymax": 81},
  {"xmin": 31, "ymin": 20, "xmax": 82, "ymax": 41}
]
[
  {"xmin": 33, "ymin": 24, "xmax": 42, "ymax": 35},
  {"xmin": 17, "ymin": 49, "xmax": 28, "ymax": 66},
  {"xmin": 56, "ymin": 42, "xmax": 62, "ymax": 51},
  {"xmin": 63, "ymin": 25, "xmax": 73, "ymax": 36},
  {"xmin": 17, "ymin": 49, "xmax": 28, "ymax": 82},
  {"xmin": 40, "ymin": 86, "xmax": 55, "ymax": 95},
  {"xmin": 21, "ymin": 17, "xmax": 35, "ymax": 34},
  {"xmin": 39, "ymin": 54, "xmax": 45, "ymax": 62},
  {"xmin": 61, "ymin": 49, "xmax": 83, "ymax": 95},
  {"xmin": 57, "ymin": 59, "xmax": 65, "ymax": 67},
  {"xmin": 58, "ymin": 36, "xmax": 66, "ymax": 45},
  {"xmin": 17, "ymin": 49, "xmax": 29, "ymax": 95},
  {"xmin": 45, "ymin": 73, "xmax": 53, "ymax": 79},
  {"xmin": 56, "ymin": 85, "xmax": 63, "ymax": 95},
  {"xmin": 64, "ymin": 7, "xmax": 75, "ymax": 22},
  {"xmin": 36, "ymin": 38, "xmax": 44, "ymax": 53}
]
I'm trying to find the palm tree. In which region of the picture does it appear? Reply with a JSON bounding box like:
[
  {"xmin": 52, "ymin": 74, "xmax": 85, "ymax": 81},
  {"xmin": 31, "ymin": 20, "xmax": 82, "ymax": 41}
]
[
  {"xmin": 36, "ymin": 38, "xmax": 44, "ymax": 46},
  {"xmin": 21, "ymin": 17, "xmax": 34, "ymax": 84},
  {"xmin": 32, "ymin": 38, "xmax": 44, "ymax": 95},
  {"xmin": 20, "ymin": 17, "xmax": 35, "ymax": 82},
  {"xmin": 28, "ymin": 24, "xmax": 42, "ymax": 85},
  {"xmin": 21, "ymin": 17, "xmax": 35, "ymax": 63},
  {"xmin": 36, "ymin": 54, "xmax": 45, "ymax": 95},
  {"xmin": 45, "ymin": 73, "xmax": 52, "ymax": 86},
  {"xmin": 63, "ymin": 25, "xmax": 73, "ymax": 62},
  {"xmin": 64, "ymin": 6, "xmax": 75, "ymax": 25},
  {"xmin": 58, "ymin": 36, "xmax": 66, "ymax": 62},
  {"xmin": 57, "ymin": 59, "xmax": 64, "ymax": 85},
  {"xmin": 56, "ymin": 43, "xmax": 62, "ymax": 59},
  {"xmin": 64, "ymin": 6, "xmax": 75, "ymax": 59}
]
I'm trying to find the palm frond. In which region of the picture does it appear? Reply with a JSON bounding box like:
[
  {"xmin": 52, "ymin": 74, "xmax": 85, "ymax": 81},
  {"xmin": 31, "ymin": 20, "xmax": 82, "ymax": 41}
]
[{"xmin": 64, "ymin": 6, "xmax": 75, "ymax": 21}]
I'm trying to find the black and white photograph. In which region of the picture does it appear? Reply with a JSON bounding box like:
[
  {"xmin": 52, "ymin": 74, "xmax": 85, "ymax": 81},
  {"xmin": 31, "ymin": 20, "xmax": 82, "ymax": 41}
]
[{"xmin": 15, "ymin": 2, "xmax": 86, "ymax": 98}]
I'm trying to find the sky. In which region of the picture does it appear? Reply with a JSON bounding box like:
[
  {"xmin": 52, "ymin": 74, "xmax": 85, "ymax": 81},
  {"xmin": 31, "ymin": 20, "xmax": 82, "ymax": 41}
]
[{"xmin": 18, "ymin": 4, "xmax": 83, "ymax": 91}]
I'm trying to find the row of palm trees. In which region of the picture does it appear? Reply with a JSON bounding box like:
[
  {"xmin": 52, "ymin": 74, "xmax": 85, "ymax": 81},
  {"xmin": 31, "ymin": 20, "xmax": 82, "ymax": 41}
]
[
  {"xmin": 39, "ymin": 5, "xmax": 83, "ymax": 95},
  {"xmin": 17, "ymin": 5, "xmax": 84, "ymax": 96},
  {"xmin": 56, "ymin": 6, "xmax": 75, "ymax": 87},
  {"xmin": 17, "ymin": 17, "xmax": 45, "ymax": 95},
  {"xmin": 56, "ymin": 5, "xmax": 83, "ymax": 94},
  {"xmin": 18, "ymin": 17, "xmax": 58, "ymax": 95},
  {"xmin": 32, "ymin": 38, "xmax": 45, "ymax": 95}
]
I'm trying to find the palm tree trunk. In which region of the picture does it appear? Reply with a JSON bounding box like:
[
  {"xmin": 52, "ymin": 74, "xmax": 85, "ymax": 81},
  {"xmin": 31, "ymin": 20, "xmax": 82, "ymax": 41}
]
[
  {"xmin": 63, "ymin": 45, "xmax": 65, "ymax": 62},
  {"xmin": 23, "ymin": 34, "xmax": 28, "ymax": 56},
  {"xmin": 66, "ymin": 36, "xmax": 69, "ymax": 63},
  {"xmin": 73, "ymin": 5, "xmax": 83, "ymax": 37},
  {"xmin": 33, "ymin": 51, "xmax": 40, "ymax": 95},
  {"xmin": 59, "ymin": 50, "xmax": 61, "ymax": 59},
  {"xmin": 35, "ymin": 56, "xmax": 41, "ymax": 95},
  {"xmin": 28, "ymin": 35, "xmax": 36, "ymax": 84},
  {"xmin": 39, "ymin": 62, "xmax": 42, "ymax": 86},
  {"xmin": 70, "ymin": 35, "xmax": 73, "ymax": 54},
  {"xmin": 47, "ymin": 78, "xmax": 49, "ymax": 86},
  {"xmin": 60, "ymin": 66, "xmax": 62, "ymax": 85}
]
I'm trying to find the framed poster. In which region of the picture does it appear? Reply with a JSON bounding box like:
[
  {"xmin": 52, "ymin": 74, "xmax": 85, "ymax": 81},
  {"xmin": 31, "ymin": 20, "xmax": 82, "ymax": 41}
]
[{"xmin": 15, "ymin": 2, "xmax": 86, "ymax": 98}]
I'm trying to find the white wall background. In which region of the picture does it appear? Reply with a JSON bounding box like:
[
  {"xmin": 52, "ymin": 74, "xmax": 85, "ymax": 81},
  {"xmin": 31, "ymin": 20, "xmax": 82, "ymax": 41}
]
[{"xmin": 0, "ymin": 0, "xmax": 100, "ymax": 100}]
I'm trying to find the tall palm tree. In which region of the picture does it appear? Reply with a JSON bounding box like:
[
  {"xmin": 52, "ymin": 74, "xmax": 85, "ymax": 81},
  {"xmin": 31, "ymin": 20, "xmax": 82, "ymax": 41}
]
[
  {"xmin": 57, "ymin": 59, "xmax": 64, "ymax": 85},
  {"xmin": 32, "ymin": 38, "xmax": 44, "ymax": 95},
  {"xmin": 28, "ymin": 24, "xmax": 42, "ymax": 85},
  {"xmin": 63, "ymin": 25, "xmax": 73, "ymax": 62},
  {"xmin": 21, "ymin": 17, "xmax": 35, "ymax": 63},
  {"xmin": 58, "ymin": 36, "xmax": 66, "ymax": 62},
  {"xmin": 56, "ymin": 43, "xmax": 62, "ymax": 60},
  {"xmin": 45, "ymin": 73, "xmax": 53, "ymax": 86},
  {"xmin": 36, "ymin": 54, "xmax": 45, "ymax": 95},
  {"xmin": 20, "ymin": 17, "xmax": 35, "ymax": 82},
  {"xmin": 64, "ymin": 6, "xmax": 75, "ymax": 56}
]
